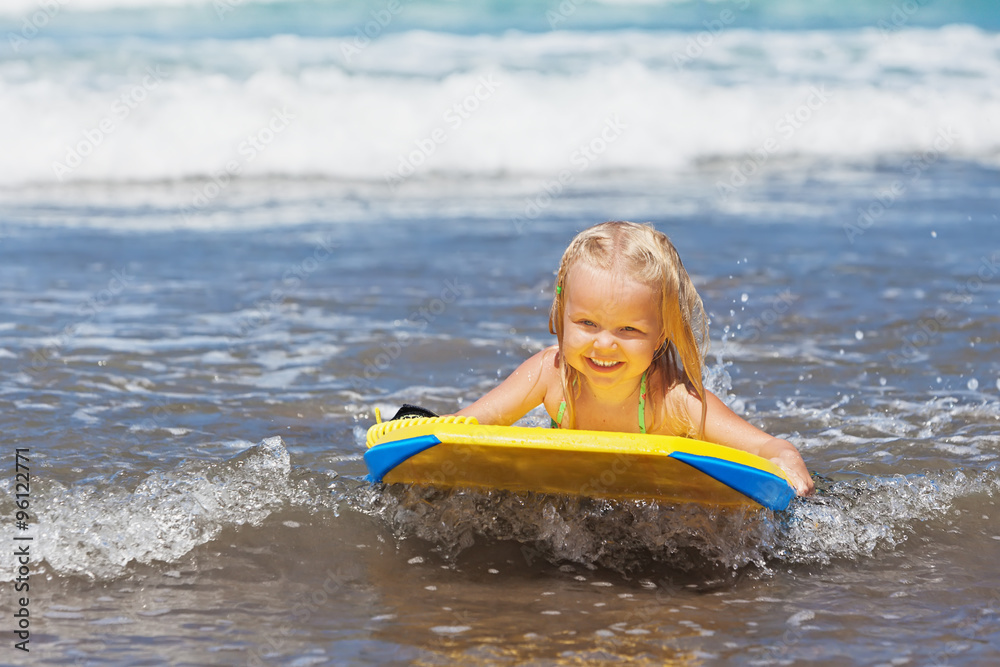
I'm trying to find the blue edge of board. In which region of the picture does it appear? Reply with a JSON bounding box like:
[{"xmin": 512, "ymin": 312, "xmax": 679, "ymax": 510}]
[{"xmin": 363, "ymin": 435, "xmax": 795, "ymax": 512}]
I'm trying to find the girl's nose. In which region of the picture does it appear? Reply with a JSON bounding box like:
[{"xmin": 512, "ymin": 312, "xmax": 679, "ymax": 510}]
[{"xmin": 593, "ymin": 330, "xmax": 617, "ymax": 351}]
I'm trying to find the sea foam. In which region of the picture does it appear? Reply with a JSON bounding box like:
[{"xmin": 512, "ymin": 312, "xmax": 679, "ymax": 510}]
[{"xmin": 1, "ymin": 27, "xmax": 997, "ymax": 187}]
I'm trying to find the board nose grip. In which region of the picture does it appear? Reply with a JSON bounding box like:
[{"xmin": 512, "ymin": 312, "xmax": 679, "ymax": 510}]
[{"xmin": 389, "ymin": 404, "xmax": 440, "ymax": 420}]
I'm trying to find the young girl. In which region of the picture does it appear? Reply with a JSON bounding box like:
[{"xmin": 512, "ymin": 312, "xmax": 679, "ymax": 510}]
[{"xmin": 454, "ymin": 221, "xmax": 814, "ymax": 496}]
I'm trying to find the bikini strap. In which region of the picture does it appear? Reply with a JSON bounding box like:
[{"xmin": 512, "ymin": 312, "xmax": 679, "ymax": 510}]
[
  {"xmin": 551, "ymin": 400, "xmax": 567, "ymax": 429},
  {"xmin": 638, "ymin": 370, "xmax": 647, "ymax": 435}
]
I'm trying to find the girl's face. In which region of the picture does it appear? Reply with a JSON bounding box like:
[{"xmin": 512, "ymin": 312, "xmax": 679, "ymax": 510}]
[{"xmin": 561, "ymin": 261, "xmax": 662, "ymax": 392}]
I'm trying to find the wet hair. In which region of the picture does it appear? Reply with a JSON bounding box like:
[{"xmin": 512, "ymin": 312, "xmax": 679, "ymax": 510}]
[{"xmin": 548, "ymin": 221, "xmax": 709, "ymax": 436}]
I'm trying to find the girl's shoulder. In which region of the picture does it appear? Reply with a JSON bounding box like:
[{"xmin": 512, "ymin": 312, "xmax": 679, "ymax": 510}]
[
  {"xmin": 538, "ymin": 344, "xmax": 560, "ymax": 367},
  {"xmin": 649, "ymin": 372, "xmax": 702, "ymax": 437},
  {"xmin": 660, "ymin": 376, "xmax": 692, "ymax": 402},
  {"xmin": 509, "ymin": 345, "xmax": 562, "ymax": 392},
  {"xmin": 534, "ymin": 345, "xmax": 563, "ymax": 384},
  {"xmin": 531, "ymin": 345, "xmax": 563, "ymax": 404}
]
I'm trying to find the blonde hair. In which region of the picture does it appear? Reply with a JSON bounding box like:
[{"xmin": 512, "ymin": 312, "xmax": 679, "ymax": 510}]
[{"xmin": 548, "ymin": 221, "xmax": 709, "ymax": 436}]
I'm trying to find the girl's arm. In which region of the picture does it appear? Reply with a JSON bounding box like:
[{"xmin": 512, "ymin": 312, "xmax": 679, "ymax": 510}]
[
  {"xmin": 684, "ymin": 389, "xmax": 815, "ymax": 496},
  {"xmin": 453, "ymin": 347, "xmax": 556, "ymax": 426}
]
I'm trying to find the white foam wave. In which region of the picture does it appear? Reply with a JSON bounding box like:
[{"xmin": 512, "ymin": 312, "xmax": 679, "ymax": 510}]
[
  {"xmin": 0, "ymin": 436, "xmax": 327, "ymax": 580},
  {"xmin": 353, "ymin": 483, "xmax": 780, "ymax": 574},
  {"xmin": 779, "ymin": 468, "xmax": 1000, "ymax": 564},
  {"xmin": 2, "ymin": 27, "xmax": 998, "ymax": 187},
  {"xmin": 352, "ymin": 466, "xmax": 999, "ymax": 573}
]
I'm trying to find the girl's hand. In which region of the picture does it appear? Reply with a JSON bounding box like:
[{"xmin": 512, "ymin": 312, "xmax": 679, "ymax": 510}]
[
  {"xmin": 766, "ymin": 442, "xmax": 815, "ymax": 497},
  {"xmin": 689, "ymin": 391, "xmax": 815, "ymax": 497}
]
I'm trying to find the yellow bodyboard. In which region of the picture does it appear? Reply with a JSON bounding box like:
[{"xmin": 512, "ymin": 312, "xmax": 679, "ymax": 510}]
[{"xmin": 364, "ymin": 416, "xmax": 795, "ymax": 510}]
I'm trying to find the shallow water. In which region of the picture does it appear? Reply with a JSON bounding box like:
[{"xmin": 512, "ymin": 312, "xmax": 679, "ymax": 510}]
[
  {"xmin": 3, "ymin": 0, "xmax": 1000, "ymax": 662},
  {"xmin": 2, "ymin": 158, "xmax": 999, "ymax": 664}
]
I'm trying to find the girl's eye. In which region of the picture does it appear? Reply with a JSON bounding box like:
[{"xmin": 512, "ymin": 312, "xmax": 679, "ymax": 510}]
[{"xmin": 622, "ymin": 326, "xmax": 640, "ymax": 333}]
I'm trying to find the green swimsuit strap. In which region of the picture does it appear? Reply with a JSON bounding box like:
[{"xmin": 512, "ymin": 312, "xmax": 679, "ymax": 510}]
[
  {"xmin": 551, "ymin": 371, "xmax": 648, "ymax": 434},
  {"xmin": 637, "ymin": 370, "xmax": 647, "ymax": 435},
  {"xmin": 551, "ymin": 401, "xmax": 566, "ymax": 429}
]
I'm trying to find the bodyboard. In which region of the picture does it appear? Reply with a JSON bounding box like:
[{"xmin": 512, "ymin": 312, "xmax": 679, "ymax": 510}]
[{"xmin": 364, "ymin": 416, "xmax": 795, "ymax": 511}]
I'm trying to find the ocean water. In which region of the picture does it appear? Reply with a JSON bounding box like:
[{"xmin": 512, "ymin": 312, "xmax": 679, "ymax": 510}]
[{"xmin": 1, "ymin": 0, "xmax": 999, "ymax": 665}]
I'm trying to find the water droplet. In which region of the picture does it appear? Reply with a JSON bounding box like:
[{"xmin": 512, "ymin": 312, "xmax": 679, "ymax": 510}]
[
  {"xmin": 855, "ymin": 330, "xmax": 864, "ymax": 340},
  {"xmin": 879, "ymin": 377, "xmax": 887, "ymax": 386},
  {"xmin": 740, "ymin": 293, "xmax": 749, "ymax": 303},
  {"xmin": 967, "ymin": 378, "xmax": 979, "ymax": 391},
  {"xmin": 931, "ymin": 230, "xmax": 937, "ymax": 238}
]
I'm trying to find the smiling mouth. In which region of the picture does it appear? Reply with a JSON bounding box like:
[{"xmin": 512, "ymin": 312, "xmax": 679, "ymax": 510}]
[{"xmin": 588, "ymin": 358, "xmax": 622, "ymax": 369}]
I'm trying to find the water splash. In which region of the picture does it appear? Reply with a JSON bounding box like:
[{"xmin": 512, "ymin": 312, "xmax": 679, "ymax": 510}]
[
  {"xmin": 10, "ymin": 435, "xmax": 995, "ymax": 582},
  {"xmin": 352, "ymin": 466, "xmax": 999, "ymax": 574},
  {"xmin": 352, "ymin": 483, "xmax": 781, "ymax": 575},
  {"xmin": 1, "ymin": 436, "xmax": 327, "ymax": 581},
  {"xmin": 703, "ymin": 358, "xmax": 748, "ymax": 414},
  {"xmin": 778, "ymin": 468, "xmax": 999, "ymax": 565}
]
